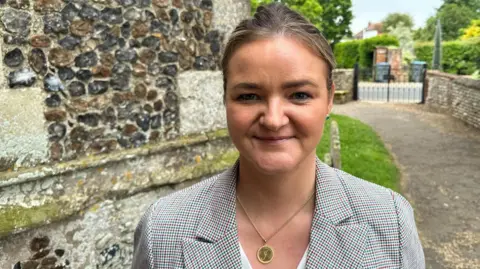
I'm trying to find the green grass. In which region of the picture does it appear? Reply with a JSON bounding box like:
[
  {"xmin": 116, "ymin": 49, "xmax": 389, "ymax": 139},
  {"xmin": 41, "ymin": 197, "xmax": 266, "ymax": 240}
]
[{"xmin": 316, "ymin": 114, "xmax": 400, "ymax": 192}]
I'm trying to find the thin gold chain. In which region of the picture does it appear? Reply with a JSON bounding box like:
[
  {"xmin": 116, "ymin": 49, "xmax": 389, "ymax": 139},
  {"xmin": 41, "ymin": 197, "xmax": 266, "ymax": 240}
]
[{"xmin": 236, "ymin": 191, "xmax": 315, "ymax": 244}]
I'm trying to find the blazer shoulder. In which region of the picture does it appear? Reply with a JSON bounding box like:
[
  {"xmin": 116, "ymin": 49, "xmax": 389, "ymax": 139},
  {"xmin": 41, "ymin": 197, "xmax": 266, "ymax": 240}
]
[
  {"xmin": 332, "ymin": 168, "xmax": 424, "ymax": 267},
  {"xmin": 149, "ymin": 173, "xmax": 220, "ymax": 221},
  {"xmin": 333, "ymin": 168, "xmax": 413, "ymax": 219},
  {"xmin": 132, "ymin": 171, "xmax": 224, "ymax": 268}
]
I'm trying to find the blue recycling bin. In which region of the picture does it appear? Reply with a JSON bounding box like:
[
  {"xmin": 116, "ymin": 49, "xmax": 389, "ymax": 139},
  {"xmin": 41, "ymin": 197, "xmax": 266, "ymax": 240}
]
[
  {"xmin": 411, "ymin": 61, "xmax": 426, "ymax": 82},
  {"xmin": 375, "ymin": 62, "xmax": 390, "ymax": 82}
]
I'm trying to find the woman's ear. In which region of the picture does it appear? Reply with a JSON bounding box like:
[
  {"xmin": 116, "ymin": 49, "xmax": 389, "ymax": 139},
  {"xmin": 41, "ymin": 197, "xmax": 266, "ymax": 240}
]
[{"xmin": 328, "ymin": 82, "xmax": 336, "ymax": 112}]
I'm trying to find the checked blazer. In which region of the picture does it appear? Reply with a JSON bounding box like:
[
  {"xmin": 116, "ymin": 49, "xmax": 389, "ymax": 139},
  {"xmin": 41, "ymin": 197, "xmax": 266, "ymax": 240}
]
[{"xmin": 132, "ymin": 158, "xmax": 425, "ymax": 268}]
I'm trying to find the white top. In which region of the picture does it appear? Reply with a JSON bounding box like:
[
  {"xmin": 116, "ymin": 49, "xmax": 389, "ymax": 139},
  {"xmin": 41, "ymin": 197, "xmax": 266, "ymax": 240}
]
[{"xmin": 239, "ymin": 243, "xmax": 308, "ymax": 269}]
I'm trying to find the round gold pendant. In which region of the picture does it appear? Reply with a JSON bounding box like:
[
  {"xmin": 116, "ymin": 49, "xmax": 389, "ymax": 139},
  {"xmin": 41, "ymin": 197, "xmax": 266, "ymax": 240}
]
[{"xmin": 257, "ymin": 245, "xmax": 274, "ymax": 264}]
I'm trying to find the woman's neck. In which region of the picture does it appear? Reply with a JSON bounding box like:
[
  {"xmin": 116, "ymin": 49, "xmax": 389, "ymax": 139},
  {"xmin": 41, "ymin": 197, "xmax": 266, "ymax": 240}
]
[{"xmin": 235, "ymin": 154, "xmax": 317, "ymax": 218}]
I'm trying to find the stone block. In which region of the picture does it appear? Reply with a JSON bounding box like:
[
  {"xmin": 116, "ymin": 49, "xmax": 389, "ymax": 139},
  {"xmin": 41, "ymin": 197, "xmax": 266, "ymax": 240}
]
[
  {"xmin": 212, "ymin": 0, "xmax": 250, "ymax": 42},
  {"xmin": 0, "ymin": 88, "xmax": 48, "ymax": 169},
  {"xmin": 0, "ymin": 188, "xmax": 175, "ymax": 269},
  {"xmin": 177, "ymin": 71, "xmax": 226, "ymax": 135},
  {"xmin": 333, "ymin": 69, "xmax": 354, "ymax": 102},
  {"xmin": 334, "ymin": 90, "xmax": 349, "ymax": 104}
]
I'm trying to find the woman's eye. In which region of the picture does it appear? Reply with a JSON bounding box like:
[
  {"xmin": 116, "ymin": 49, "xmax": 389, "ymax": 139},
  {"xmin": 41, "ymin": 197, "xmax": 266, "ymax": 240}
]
[
  {"xmin": 291, "ymin": 92, "xmax": 311, "ymax": 100},
  {"xmin": 237, "ymin": 94, "xmax": 260, "ymax": 101}
]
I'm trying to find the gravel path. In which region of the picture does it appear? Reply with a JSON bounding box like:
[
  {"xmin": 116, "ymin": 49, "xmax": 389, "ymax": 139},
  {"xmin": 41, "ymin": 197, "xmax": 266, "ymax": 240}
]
[{"xmin": 333, "ymin": 102, "xmax": 480, "ymax": 269}]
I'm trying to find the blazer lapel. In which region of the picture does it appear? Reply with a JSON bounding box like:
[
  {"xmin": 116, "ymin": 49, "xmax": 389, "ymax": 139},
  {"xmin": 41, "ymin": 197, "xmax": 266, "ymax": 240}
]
[
  {"xmin": 306, "ymin": 159, "xmax": 370, "ymax": 268},
  {"xmin": 182, "ymin": 227, "xmax": 240, "ymax": 268},
  {"xmin": 182, "ymin": 158, "xmax": 370, "ymax": 268},
  {"xmin": 182, "ymin": 161, "xmax": 242, "ymax": 268}
]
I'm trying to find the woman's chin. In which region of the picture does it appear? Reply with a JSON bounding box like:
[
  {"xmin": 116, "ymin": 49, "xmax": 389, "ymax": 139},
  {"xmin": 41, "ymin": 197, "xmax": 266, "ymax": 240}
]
[{"xmin": 249, "ymin": 154, "xmax": 300, "ymax": 175}]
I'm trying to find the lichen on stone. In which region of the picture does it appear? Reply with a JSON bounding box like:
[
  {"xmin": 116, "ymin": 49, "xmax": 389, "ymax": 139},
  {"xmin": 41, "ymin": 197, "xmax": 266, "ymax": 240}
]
[
  {"xmin": 206, "ymin": 128, "xmax": 229, "ymax": 140},
  {"xmin": 0, "ymin": 201, "xmax": 65, "ymax": 238}
]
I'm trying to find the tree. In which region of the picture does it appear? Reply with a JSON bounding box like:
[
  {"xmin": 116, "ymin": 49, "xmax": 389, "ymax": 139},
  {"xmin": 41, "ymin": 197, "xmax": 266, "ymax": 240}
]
[
  {"xmin": 250, "ymin": 0, "xmax": 353, "ymax": 46},
  {"xmin": 316, "ymin": 0, "xmax": 353, "ymax": 46},
  {"xmin": 250, "ymin": 0, "xmax": 323, "ymax": 30},
  {"xmin": 414, "ymin": 4, "xmax": 476, "ymax": 41},
  {"xmin": 251, "ymin": 0, "xmax": 273, "ymax": 14},
  {"xmin": 441, "ymin": 0, "xmax": 480, "ymax": 13},
  {"xmin": 287, "ymin": 0, "xmax": 323, "ymax": 31},
  {"xmin": 413, "ymin": 27, "xmax": 425, "ymax": 41},
  {"xmin": 382, "ymin": 13, "xmax": 414, "ymax": 32},
  {"xmin": 461, "ymin": 19, "xmax": 480, "ymax": 40},
  {"xmin": 388, "ymin": 22, "xmax": 415, "ymax": 64}
]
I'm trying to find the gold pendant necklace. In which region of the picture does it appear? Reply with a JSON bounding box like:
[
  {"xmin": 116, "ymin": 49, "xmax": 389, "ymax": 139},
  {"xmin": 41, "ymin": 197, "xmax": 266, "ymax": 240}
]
[
  {"xmin": 236, "ymin": 191, "xmax": 314, "ymax": 264},
  {"xmin": 257, "ymin": 244, "xmax": 274, "ymax": 264}
]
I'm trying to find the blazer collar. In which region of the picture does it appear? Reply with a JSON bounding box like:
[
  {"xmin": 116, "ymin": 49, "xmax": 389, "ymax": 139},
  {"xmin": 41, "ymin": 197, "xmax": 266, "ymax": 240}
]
[
  {"xmin": 313, "ymin": 158, "xmax": 354, "ymax": 225},
  {"xmin": 195, "ymin": 159, "xmax": 240, "ymax": 242},
  {"xmin": 306, "ymin": 160, "xmax": 369, "ymax": 268},
  {"xmin": 182, "ymin": 158, "xmax": 369, "ymax": 268},
  {"xmin": 182, "ymin": 160, "xmax": 241, "ymax": 268}
]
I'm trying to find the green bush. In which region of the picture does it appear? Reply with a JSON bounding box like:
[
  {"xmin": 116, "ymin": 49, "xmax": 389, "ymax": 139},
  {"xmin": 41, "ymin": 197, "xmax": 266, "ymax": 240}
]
[
  {"xmin": 334, "ymin": 35, "xmax": 399, "ymax": 68},
  {"xmin": 414, "ymin": 43, "xmax": 433, "ymax": 66},
  {"xmin": 358, "ymin": 35, "xmax": 399, "ymax": 68},
  {"xmin": 472, "ymin": 70, "xmax": 480, "ymax": 79},
  {"xmin": 414, "ymin": 38, "xmax": 480, "ymax": 75},
  {"xmin": 334, "ymin": 40, "xmax": 362, "ymax": 68}
]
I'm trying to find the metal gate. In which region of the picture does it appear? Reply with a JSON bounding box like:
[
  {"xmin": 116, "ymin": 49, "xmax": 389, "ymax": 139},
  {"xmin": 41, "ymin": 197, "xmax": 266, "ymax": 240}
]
[{"xmin": 352, "ymin": 63, "xmax": 427, "ymax": 104}]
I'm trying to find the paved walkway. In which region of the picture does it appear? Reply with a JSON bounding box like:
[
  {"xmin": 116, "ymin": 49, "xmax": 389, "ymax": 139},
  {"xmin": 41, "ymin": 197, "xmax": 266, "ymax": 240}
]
[{"xmin": 333, "ymin": 102, "xmax": 480, "ymax": 269}]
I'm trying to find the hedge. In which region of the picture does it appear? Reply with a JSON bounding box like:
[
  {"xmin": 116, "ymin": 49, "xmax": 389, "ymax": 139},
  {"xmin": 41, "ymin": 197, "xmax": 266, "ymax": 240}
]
[
  {"xmin": 334, "ymin": 35, "xmax": 399, "ymax": 68},
  {"xmin": 334, "ymin": 40, "xmax": 362, "ymax": 68},
  {"xmin": 414, "ymin": 38, "xmax": 480, "ymax": 75}
]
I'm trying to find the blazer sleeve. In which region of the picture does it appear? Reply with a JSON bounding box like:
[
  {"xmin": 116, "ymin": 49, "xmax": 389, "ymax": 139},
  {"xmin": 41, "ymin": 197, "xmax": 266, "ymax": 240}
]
[
  {"xmin": 132, "ymin": 204, "xmax": 155, "ymax": 269},
  {"xmin": 392, "ymin": 191, "xmax": 425, "ymax": 269}
]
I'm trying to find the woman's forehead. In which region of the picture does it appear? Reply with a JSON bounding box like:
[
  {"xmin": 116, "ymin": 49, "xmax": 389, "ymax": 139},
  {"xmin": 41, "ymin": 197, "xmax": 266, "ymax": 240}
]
[{"xmin": 227, "ymin": 37, "xmax": 328, "ymax": 82}]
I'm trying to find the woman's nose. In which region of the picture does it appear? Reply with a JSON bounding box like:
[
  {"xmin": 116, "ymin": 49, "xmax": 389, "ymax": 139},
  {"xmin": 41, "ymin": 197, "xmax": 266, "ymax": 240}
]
[{"xmin": 259, "ymin": 98, "xmax": 288, "ymax": 131}]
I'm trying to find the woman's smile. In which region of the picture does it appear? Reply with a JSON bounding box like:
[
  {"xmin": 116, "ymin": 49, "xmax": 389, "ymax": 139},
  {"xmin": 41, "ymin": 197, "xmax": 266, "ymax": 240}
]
[{"xmin": 252, "ymin": 135, "xmax": 295, "ymax": 145}]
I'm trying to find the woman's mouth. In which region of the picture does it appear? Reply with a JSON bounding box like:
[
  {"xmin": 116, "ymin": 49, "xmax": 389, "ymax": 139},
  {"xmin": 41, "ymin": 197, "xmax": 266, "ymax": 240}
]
[{"xmin": 253, "ymin": 136, "xmax": 294, "ymax": 143}]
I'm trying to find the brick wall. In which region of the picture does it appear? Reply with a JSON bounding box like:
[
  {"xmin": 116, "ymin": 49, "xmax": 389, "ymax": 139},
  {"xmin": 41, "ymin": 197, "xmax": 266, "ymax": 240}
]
[{"xmin": 426, "ymin": 71, "xmax": 480, "ymax": 129}]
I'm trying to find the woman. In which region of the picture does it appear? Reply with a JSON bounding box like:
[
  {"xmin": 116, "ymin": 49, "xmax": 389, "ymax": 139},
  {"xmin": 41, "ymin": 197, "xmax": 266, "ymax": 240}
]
[{"xmin": 132, "ymin": 3, "xmax": 425, "ymax": 268}]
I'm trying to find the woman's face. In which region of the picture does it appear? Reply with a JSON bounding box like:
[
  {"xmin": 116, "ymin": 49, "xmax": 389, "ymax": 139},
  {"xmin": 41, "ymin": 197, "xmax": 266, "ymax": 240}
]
[{"xmin": 225, "ymin": 36, "xmax": 334, "ymax": 174}]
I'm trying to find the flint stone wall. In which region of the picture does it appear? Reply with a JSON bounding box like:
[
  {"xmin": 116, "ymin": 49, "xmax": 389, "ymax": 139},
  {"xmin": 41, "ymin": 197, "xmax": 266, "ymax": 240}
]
[
  {"xmin": 0, "ymin": 0, "xmax": 248, "ymax": 170},
  {"xmin": 0, "ymin": 0, "xmax": 250, "ymax": 268},
  {"xmin": 426, "ymin": 71, "xmax": 480, "ymax": 129}
]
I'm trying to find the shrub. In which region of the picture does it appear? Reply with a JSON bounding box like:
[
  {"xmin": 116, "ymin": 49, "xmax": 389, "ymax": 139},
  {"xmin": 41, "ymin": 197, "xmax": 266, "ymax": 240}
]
[
  {"xmin": 472, "ymin": 70, "xmax": 480, "ymax": 80},
  {"xmin": 334, "ymin": 40, "xmax": 362, "ymax": 68},
  {"xmin": 414, "ymin": 38, "xmax": 480, "ymax": 75},
  {"xmin": 461, "ymin": 19, "xmax": 480, "ymax": 40},
  {"xmin": 334, "ymin": 35, "xmax": 399, "ymax": 68}
]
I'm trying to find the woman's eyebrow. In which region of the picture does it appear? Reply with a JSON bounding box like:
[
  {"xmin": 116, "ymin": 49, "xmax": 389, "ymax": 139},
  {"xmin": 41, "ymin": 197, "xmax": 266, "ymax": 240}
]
[
  {"xmin": 232, "ymin": 82, "xmax": 261, "ymax": 90},
  {"xmin": 281, "ymin": 80, "xmax": 318, "ymax": 89},
  {"xmin": 232, "ymin": 80, "xmax": 318, "ymax": 91}
]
